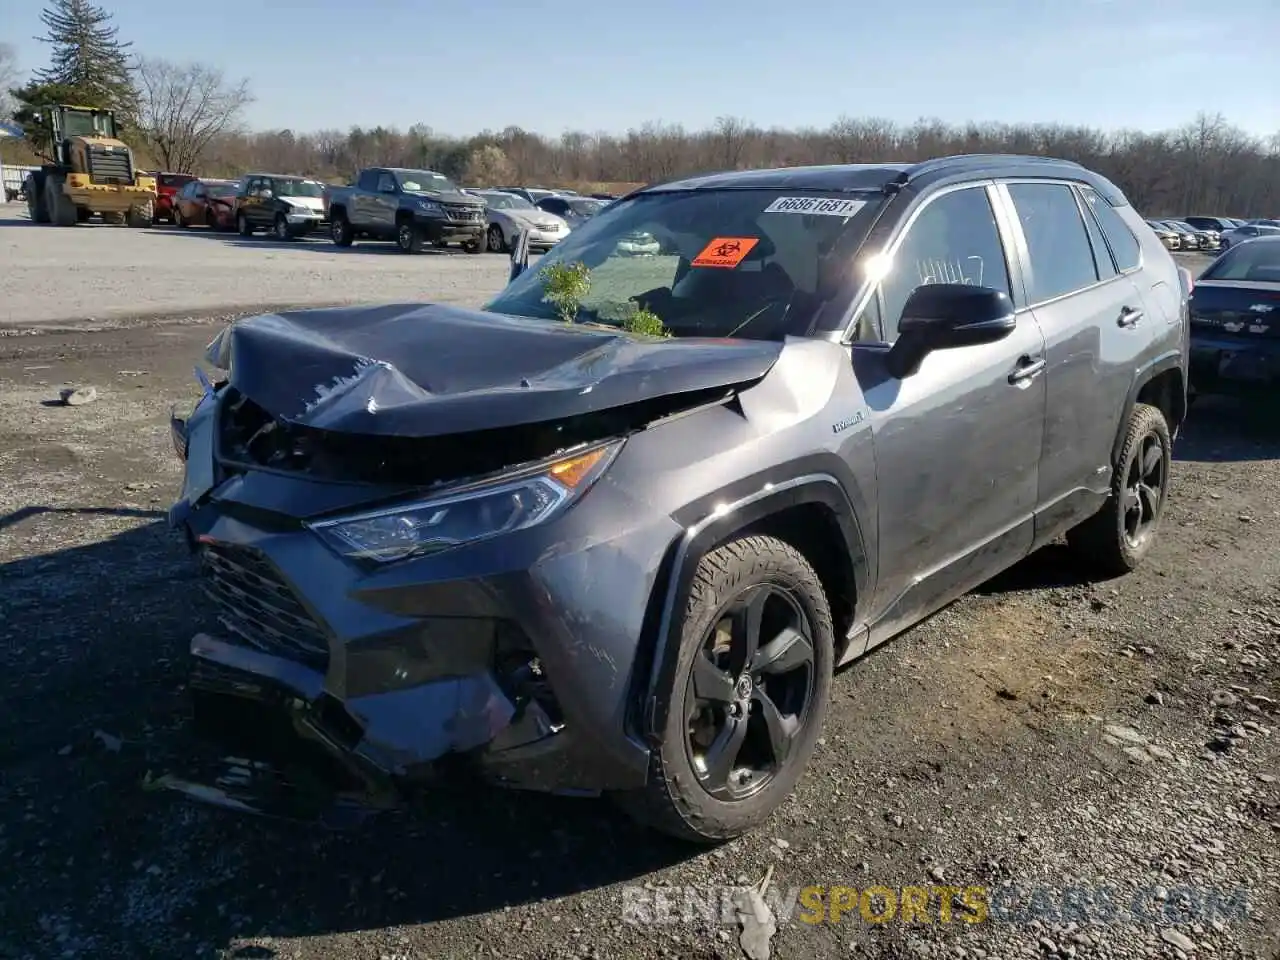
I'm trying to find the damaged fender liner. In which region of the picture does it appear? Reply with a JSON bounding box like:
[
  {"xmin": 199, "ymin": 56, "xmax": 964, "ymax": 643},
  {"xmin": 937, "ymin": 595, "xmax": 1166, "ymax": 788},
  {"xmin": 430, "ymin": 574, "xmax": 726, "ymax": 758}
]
[{"xmin": 204, "ymin": 302, "xmax": 784, "ymax": 438}]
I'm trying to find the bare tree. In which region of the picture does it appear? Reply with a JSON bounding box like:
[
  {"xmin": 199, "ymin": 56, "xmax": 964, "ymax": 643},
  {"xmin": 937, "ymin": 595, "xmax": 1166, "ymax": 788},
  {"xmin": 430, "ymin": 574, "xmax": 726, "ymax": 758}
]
[
  {"xmin": 0, "ymin": 42, "xmax": 20, "ymax": 118},
  {"xmin": 134, "ymin": 56, "xmax": 252, "ymax": 172}
]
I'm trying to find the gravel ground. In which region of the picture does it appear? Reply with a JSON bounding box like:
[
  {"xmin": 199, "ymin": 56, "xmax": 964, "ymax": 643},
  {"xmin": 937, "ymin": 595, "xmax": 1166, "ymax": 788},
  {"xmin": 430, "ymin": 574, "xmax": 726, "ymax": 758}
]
[
  {"xmin": 0, "ymin": 203, "xmax": 513, "ymax": 329},
  {"xmin": 2, "ymin": 254, "xmax": 1278, "ymax": 960}
]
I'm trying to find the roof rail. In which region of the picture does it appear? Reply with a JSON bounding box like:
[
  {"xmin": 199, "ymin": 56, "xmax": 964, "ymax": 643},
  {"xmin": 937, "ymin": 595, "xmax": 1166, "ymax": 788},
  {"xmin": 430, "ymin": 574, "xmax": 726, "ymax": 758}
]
[{"xmin": 903, "ymin": 153, "xmax": 1087, "ymax": 181}]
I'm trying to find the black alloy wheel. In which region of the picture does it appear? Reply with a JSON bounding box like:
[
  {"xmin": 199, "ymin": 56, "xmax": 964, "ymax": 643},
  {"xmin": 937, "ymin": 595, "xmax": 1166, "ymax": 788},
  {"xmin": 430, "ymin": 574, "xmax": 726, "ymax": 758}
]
[
  {"xmin": 685, "ymin": 582, "xmax": 817, "ymax": 801},
  {"xmin": 1121, "ymin": 429, "xmax": 1166, "ymax": 549}
]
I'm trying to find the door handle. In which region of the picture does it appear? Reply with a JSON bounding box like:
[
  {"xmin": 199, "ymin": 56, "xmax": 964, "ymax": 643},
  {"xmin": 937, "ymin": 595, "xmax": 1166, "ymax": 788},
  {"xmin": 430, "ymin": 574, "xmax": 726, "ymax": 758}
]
[
  {"xmin": 1117, "ymin": 306, "xmax": 1144, "ymax": 328},
  {"xmin": 1008, "ymin": 355, "xmax": 1046, "ymax": 384}
]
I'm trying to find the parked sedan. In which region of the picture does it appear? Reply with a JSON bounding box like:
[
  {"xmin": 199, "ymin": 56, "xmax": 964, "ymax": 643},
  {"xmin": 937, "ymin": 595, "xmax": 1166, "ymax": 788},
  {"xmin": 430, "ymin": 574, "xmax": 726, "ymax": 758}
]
[
  {"xmin": 1169, "ymin": 219, "xmax": 1219, "ymax": 251},
  {"xmin": 1188, "ymin": 236, "xmax": 1280, "ymax": 396},
  {"xmin": 1219, "ymin": 223, "xmax": 1280, "ymax": 250},
  {"xmin": 1159, "ymin": 220, "xmax": 1201, "ymax": 250},
  {"xmin": 473, "ymin": 189, "xmax": 570, "ymax": 253},
  {"xmin": 1146, "ymin": 219, "xmax": 1182, "ymax": 250},
  {"xmin": 535, "ymin": 194, "xmax": 609, "ymax": 227},
  {"xmin": 1183, "ymin": 216, "xmax": 1237, "ymax": 234},
  {"xmin": 172, "ymin": 178, "xmax": 240, "ymax": 230}
]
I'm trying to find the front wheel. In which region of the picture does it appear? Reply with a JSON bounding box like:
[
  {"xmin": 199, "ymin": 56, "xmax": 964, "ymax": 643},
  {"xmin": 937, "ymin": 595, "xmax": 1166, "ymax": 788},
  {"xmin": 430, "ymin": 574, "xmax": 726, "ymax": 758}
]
[
  {"xmin": 237, "ymin": 212, "xmax": 253, "ymax": 237},
  {"xmin": 486, "ymin": 224, "xmax": 507, "ymax": 253},
  {"xmin": 612, "ymin": 535, "xmax": 834, "ymax": 843},
  {"xmin": 273, "ymin": 215, "xmax": 291, "ymax": 241},
  {"xmin": 396, "ymin": 221, "xmax": 424, "ymax": 254},
  {"xmin": 1066, "ymin": 402, "xmax": 1172, "ymax": 578},
  {"xmin": 330, "ymin": 213, "xmax": 354, "ymax": 247},
  {"xmin": 174, "ymin": 206, "xmax": 186, "ymax": 228},
  {"xmin": 126, "ymin": 201, "xmax": 153, "ymax": 228}
]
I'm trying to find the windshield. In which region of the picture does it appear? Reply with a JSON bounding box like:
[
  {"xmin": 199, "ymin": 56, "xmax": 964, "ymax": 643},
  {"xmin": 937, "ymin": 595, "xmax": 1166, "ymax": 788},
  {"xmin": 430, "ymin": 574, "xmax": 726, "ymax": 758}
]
[
  {"xmin": 206, "ymin": 182, "xmax": 237, "ymax": 198},
  {"xmin": 484, "ymin": 188, "xmax": 884, "ymax": 341},
  {"xmin": 1200, "ymin": 241, "xmax": 1280, "ymax": 282},
  {"xmin": 481, "ymin": 192, "xmax": 534, "ymax": 210},
  {"xmin": 398, "ymin": 170, "xmax": 457, "ymax": 194},
  {"xmin": 568, "ymin": 199, "xmax": 605, "ymax": 216},
  {"xmin": 278, "ymin": 179, "xmax": 325, "ymax": 199}
]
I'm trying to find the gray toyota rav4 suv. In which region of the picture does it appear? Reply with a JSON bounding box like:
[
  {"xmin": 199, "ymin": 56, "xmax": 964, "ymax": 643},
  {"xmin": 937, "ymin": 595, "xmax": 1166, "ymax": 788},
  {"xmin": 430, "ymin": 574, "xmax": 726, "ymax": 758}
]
[{"xmin": 168, "ymin": 154, "xmax": 1190, "ymax": 842}]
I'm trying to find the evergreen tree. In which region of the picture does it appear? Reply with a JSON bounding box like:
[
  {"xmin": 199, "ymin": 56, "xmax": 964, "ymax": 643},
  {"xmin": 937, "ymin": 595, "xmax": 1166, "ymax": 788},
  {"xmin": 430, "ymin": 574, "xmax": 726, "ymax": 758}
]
[{"xmin": 32, "ymin": 0, "xmax": 137, "ymax": 117}]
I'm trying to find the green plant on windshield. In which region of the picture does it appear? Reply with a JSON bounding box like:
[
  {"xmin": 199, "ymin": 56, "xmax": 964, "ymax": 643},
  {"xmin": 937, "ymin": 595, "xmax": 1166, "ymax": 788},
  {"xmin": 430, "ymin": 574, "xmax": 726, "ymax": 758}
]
[
  {"xmin": 622, "ymin": 305, "xmax": 670, "ymax": 338},
  {"xmin": 539, "ymin": 261, "xmax": 592, "ymax": 323}
]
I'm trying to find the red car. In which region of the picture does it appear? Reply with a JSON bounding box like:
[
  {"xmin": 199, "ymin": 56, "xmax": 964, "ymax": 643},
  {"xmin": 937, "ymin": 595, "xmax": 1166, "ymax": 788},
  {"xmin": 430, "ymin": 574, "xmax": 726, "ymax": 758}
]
[
  {"xmin": 152, "ymin": 172, "xmax": 197, "ymax": 223},
  {"xmin": 172, "ymin": 178, "xmax": 240, "ymax": 230}
]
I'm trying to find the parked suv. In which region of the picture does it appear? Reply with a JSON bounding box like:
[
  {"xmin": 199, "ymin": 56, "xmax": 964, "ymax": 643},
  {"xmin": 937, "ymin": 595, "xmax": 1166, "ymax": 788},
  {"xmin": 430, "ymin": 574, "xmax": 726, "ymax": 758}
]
[
  {"xmin": 167, "ymin": 155, "xmax": 1189, "ymax": 843},
  {"xmin": 234, "ymin": 173, "xmax": 328, "ymax": 239}
]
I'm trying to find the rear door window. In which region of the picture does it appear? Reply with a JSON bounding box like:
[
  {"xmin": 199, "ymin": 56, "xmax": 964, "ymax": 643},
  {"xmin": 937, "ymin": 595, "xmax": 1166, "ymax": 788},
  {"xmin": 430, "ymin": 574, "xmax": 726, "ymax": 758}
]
[
  {"xmin": 1080, "ymin": 187, "xmax": 1141, "ymax": 271},
  {"xmin": 1006, "ymin": 182, "xmax": 1099, "ymax": 303}
]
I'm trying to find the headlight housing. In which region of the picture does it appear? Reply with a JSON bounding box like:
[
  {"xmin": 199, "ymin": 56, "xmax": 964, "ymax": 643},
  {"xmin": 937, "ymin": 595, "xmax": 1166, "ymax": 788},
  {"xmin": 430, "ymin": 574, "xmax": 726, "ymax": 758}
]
[
  {"xmin": 307, "ymin": 442, "xmax": 621, "ymax": 563},
  {"xmin": 416, "ymin": 199, "xmax": 443, "ymax": 215}
]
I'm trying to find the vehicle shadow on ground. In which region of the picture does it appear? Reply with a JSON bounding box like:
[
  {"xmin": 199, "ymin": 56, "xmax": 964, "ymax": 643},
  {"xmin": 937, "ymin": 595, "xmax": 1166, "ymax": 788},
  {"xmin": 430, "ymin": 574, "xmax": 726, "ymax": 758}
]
[
  {"xmin": 144, "ymin": 225, "xmax": 497, "ymax": 258},
  {"xmin": 0, "ymin": 514, "xmax": 693, "ymax": 954}
]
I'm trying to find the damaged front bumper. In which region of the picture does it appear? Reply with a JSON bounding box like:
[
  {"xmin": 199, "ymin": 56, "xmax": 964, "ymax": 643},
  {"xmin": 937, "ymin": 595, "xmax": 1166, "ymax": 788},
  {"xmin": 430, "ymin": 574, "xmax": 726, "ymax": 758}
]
[{"xmin": 162, "ymin": 397, "xmax": 673, "ymax": 824}]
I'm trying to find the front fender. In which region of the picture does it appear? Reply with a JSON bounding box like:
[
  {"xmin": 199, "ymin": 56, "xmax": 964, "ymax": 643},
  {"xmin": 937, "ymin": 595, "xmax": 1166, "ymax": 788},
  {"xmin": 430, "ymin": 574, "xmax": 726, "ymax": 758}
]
[{"xmin": 640, "ymin": 463, "xmax": 870, "ymax": 739}]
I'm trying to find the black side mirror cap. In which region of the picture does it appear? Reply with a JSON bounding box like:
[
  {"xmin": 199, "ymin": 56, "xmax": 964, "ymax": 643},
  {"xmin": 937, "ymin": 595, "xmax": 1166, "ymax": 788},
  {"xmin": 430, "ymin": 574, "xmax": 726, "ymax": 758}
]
[{"xmin": 885, "ymin": 284, "xmax": 1016, "ymax": 379}]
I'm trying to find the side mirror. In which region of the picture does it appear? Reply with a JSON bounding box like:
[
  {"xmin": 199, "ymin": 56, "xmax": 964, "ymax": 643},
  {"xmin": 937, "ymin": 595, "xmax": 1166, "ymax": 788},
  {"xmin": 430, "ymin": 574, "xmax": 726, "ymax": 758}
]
[
  {"xmin": 509, "ymin": 229, "xmax": 531, "ymax": 282},
  {"xmin": 885, "ymin": 283, "xmax": 1016, "ymax": 379}
]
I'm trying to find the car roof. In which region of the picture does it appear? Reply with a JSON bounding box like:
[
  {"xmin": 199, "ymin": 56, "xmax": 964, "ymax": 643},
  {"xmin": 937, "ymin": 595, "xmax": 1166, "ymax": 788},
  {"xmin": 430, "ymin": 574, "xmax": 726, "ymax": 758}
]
[{"xmin": 639, "ymin": 154, "xmax": 1129, "ymax": 205}]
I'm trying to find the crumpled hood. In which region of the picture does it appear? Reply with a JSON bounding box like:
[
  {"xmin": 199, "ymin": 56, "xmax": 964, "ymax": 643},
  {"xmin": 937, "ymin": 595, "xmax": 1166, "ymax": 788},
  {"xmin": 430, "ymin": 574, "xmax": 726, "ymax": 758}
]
[{"xmin": 204, "ymin": 303, "xmax": 783, "ymax": 437}]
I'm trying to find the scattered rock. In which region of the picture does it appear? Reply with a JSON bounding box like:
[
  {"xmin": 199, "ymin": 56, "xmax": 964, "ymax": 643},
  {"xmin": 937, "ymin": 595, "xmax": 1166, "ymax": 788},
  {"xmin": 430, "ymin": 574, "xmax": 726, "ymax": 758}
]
[
  {"xmin": 1160, "ymin": 928, "xmax": 1196, "ymax": 952},
  {"xmin": 1146, "ymin": 744, "xmax": 1174, "ymax": 760},
  {"xmin": 1122, "ymin": 745, "xmax": 1153, "ymax": 764},
  {"xmin": 1103, "ymin": 723, "xmax": 1148, "ymax": 746},
  {"xmin": 58, "ymin": 386, "xmax": 97, "ymax": 406},
  {"xmin": 1211, "ymin": 690, "xmax": 1239, "ymax": 707},
  {"xmin": 1145, "ymin": 691, "xmax": 1165, "ymax": 706}
]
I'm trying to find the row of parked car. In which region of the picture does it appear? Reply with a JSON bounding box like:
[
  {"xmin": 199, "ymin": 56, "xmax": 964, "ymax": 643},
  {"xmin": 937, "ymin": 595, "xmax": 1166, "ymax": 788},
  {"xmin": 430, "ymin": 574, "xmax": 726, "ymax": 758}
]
[
  {"xmin": 1143, "ymin": 215, "xmax": 1280, "ymax": 253},
  {"xmin": 153, "ymin": 168, "xmax": 626, "ymax": 254}
]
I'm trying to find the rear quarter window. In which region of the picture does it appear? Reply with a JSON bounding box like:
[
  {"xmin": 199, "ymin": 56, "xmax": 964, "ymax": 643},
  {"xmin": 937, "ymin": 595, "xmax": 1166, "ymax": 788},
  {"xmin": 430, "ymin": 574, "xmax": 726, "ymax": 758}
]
[{"xmin": 1081, "ymin": 187, "xmax": 1141, "ymax": 271}]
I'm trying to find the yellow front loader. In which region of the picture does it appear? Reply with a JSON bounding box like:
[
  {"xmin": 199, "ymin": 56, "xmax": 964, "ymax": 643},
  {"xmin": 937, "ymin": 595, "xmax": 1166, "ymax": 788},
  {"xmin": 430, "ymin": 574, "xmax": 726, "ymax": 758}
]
[{"xmin": 25, "ymin": 104, "xmax": 156, "ymax": 227}]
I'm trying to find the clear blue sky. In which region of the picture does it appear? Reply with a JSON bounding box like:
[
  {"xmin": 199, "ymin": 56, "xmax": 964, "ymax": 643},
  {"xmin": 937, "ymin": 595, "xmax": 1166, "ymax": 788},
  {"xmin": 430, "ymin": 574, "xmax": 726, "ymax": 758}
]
[{"xmin": 6, "ymin": 0, "xmax": 1278, "ymax": 139}]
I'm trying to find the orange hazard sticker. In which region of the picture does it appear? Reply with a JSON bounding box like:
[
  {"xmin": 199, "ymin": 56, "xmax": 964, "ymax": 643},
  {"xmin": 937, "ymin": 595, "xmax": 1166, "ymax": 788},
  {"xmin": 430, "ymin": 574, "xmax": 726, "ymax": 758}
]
[{"xmin": 692, "ymin": 237, "xmax": 759, "ymax": 269}]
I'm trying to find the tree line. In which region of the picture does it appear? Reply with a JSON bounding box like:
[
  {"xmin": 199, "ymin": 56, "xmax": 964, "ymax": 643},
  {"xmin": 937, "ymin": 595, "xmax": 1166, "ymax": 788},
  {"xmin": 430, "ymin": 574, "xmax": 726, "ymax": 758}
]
[
  {"xmin": 199, "ymin": 113, "xmax": 1280, "ymax": 218},
  {"xmin": 4, "ymin": 2, "xmax": 1279, "ymax": 219}
]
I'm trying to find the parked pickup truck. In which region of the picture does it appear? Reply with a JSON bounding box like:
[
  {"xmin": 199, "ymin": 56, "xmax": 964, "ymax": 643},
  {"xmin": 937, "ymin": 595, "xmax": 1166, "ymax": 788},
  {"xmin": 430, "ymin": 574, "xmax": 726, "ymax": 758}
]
[{"xmin": 325, "ymin": 167, "xmax": 487, "ymax": 253}]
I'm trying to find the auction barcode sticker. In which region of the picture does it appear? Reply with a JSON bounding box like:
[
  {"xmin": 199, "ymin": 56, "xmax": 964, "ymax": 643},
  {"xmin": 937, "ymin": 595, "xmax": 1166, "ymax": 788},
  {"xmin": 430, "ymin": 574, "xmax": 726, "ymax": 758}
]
[{"xmin": 763, "ymin": 196, "xmax": 868, "ymax": 217}]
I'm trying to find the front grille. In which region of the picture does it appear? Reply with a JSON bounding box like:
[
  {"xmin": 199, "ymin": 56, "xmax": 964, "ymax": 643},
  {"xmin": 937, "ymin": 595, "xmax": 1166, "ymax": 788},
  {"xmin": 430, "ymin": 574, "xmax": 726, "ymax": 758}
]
[
  {"xmin": 86, "ymin": 146, "xmax": 133, "ymax": 185},
  {"xmin": 442, "ymin": 203, "xmax": 483, "ymax": 222},
  {"xmin": 199, "ymin": 542, "xmax": 331, "ymax": 670}
]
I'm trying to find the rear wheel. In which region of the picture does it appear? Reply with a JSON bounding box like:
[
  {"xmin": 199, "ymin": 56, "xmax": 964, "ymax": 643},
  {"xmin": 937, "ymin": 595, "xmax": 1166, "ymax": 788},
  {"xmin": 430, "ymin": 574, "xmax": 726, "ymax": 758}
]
[
  {"xmin": 613, "ymin": 535, "xmax": 834, "ymax": 843},
  {"xmin": 1066, "ymin": 402, "xmax": 1172, "ymax": 577}
]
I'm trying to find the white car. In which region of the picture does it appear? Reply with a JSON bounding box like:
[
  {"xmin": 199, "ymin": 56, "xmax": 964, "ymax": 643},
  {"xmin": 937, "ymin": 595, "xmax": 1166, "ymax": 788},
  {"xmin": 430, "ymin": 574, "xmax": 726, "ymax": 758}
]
[
  {"xmin": 615, "ymin": 230, "xmax": 662, "ymax": 257},
  {"xmin": 474, "ymin": 189, "xmax": 570, "ymax": 253}
]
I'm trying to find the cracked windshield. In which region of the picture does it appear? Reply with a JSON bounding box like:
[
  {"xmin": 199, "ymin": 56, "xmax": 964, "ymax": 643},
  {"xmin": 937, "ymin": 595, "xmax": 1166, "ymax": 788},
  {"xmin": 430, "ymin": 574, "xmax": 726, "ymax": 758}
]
[{"xmin": 485, "ymin": 189, "xmax": 884, "ymax": 339}]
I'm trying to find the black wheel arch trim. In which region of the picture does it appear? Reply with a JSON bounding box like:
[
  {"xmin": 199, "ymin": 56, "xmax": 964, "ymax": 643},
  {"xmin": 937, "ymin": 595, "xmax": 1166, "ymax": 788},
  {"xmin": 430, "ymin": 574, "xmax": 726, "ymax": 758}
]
[
  {"xmin": 636, "ymin": 463, "xmax": 870, "ymax": 743},
  {"xmin": 1111, "ymin": 349, "xmax": 1186, "ymax": 465}
]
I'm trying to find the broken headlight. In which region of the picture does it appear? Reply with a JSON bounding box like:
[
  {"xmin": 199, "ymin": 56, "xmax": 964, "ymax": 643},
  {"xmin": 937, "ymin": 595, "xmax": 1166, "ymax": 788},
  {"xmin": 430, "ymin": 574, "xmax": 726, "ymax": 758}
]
[{"xmin": 307, "ymin": 441, "xmax": 621, "ymax": 563}]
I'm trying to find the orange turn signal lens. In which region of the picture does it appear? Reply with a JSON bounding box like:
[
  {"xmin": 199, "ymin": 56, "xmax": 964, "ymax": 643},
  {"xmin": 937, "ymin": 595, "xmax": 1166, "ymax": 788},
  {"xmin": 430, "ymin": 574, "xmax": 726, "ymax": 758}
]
[{"xmin": 548, "ymin": 446, "xmax": 613, "ymax": 490}]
